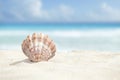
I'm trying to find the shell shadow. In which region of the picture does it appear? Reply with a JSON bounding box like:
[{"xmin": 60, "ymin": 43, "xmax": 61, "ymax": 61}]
[{"xmin": 10, "ymin": 59, "xmax": 34, "ymax": 65}]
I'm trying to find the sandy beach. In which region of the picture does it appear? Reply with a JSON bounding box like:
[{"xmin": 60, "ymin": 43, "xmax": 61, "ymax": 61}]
[{"xmin": 0, "ymin": 50, "xmax": 120, "ymax": 80}]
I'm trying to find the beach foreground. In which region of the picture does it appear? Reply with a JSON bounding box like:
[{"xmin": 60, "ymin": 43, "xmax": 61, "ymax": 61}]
[{"xmin": 0, "ymin": 50, "xmax": 120, "ymax": 80}]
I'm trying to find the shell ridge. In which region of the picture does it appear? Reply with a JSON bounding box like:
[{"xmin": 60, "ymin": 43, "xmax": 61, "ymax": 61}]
[{"xmin": 22, "ymin": 33, "xmax": 56, "ymax": 62}]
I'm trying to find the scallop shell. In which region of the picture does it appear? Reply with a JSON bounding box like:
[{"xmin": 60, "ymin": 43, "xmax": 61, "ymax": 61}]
[{"xmin": 21, "ymin": 33, "xmax": 56, "ymax": 62}]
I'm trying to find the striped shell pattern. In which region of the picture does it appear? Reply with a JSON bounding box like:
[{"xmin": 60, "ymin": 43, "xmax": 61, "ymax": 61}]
[{"xmin": 22, "ymin": 33, "xmax": 56, "ymax": 62}]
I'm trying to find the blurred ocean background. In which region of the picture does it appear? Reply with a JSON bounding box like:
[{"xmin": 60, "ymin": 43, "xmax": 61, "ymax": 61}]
[{"xmin": 0, "ymin": 23, "xmax": 120, "ymax": 52}]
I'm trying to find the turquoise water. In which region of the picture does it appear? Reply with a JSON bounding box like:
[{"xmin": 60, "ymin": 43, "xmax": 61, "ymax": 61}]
[
  {"xmin": 0, "ymin": 23, "xmax": 120, "ymax": 30},
  {"xmin": 0, "ymin": 23, "xmax": 120, "ymax": 52}
]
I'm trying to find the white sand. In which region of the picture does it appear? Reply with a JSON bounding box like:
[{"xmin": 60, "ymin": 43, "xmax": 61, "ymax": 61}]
[{"xmin": 0, "ymin": 50, "xmax": 120, "ymax": 80}]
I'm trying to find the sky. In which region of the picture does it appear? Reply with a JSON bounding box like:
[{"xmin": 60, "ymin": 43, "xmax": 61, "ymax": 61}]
[{"xmin": 0, "ymin": 0, "xmax": 120, "ymax": 23}]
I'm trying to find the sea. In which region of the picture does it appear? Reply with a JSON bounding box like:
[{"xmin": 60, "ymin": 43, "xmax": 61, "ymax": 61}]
[{"xmin": 0, "ymin": 23, "xmax": 120, "ymax": 52}]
